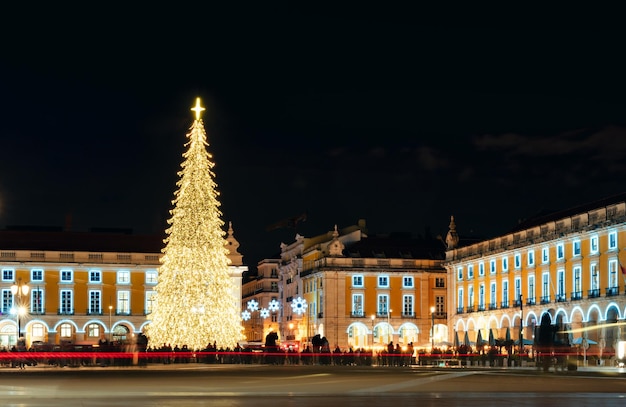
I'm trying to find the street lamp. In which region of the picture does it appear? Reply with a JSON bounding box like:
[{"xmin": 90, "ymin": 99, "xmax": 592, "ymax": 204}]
[
  {"xmin": 430, "ymin": 306, "xmax": 435, "ymax": 350},
  {"xmin": 109, "ymin": 305, "xmax": 113, "ymax": 342},
  {"xmin": 519, "ymin": 294, "xmax": 523, "ymax": 354},
  {"xmin": 11, "ymin": 279, "xmax": 29, "ymax": 343}
]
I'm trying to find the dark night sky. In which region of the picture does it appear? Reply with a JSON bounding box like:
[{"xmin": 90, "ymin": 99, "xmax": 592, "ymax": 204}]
[{"xmin": 2, "ymin": 7, "xmax": 626, "ymax": 271}]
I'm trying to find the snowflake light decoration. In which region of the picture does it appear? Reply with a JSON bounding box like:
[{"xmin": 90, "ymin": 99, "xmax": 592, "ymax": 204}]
[
  {"xmin": 291, "ymin": 297, "xmax": 307, "ymax": 315},
  {"xmin": 241, "ymin": 310, "xmax": 251, "ymax": 321},
  {"xmin": 259, "ymin": 308, "xmax": 270, "ymax": 319},
  {"xmin": 247, "ymin": 299, "xmax": 259, "ymax": 312},
  {"xmin": 268, "ymin": 299, "xmax": 280, "ymax": 312}
]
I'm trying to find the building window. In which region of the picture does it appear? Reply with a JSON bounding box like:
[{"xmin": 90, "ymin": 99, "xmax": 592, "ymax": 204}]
[
  {"xmin": 60, "ymin": 290, "xmax": 73, "ymax": 314},
  {"xmin": 557, "ymin": 269, "xmax": 565, "ymax": 300},
  {"xmin": 117, "ymin": 270, "xmax": 130, "ymax": 284},
  {"xmin": 377, "ymin": 295, "xmax": 389, "ymax": 315},
  {"xmin": 378, "ymin": 276, "xmax": 389, "ymax": 288},
  {"xmin": 542, "ymin": 273, "xmax": 550, "ymax": 302},
  {"xmin": 60, "ymin": 323, "xmax": 72, "ymax": 337},
  {"xmin": 145, "ymin": 290, "xmax": 156, "ymax": 314},
  {"xmin": 458, "ymin": 288, "xmax": 464, "ymax": 310},
  {"xmin": 117, "ymin": 291, "xmax": 130, "ymax": 314},
  {"xmin": 556, "ymin": 243, "xmax": 564, "ymax": 260},
  {"xmin": 514, "ymin": 254, "xmax": 521, "ymax": 269},
  {"xmin": 145, "ymin": 270, "xmax": 158, "ymax": 284},
  {"xmin": 590, "ymin": 235, "xmax": 599, "ymax": 254},
  {"xmin": 2, "ymin": 289, "xmax": 13, "ymax": 314},
  {"xmin": 479, "ymin": 284, "xmax": 485, "ymax": 309},
  {"xmin": 31, "ymin": 269, "xmax": 44, "ymax": 282},
  {"xmin": 32, "ymin": 323, "xmax": 44, "ymax": 338},
  {"xmin": 573, "ymin": 240, "xmax": 581, "ymax": 256},
  {"xmin": 609, "ymin": 260, "xmax": 618, "ymax": 288},
  {"xmin": 502, "ymin": 281, "xmax": 509, "ymax": 306},
  {"xmin": 352, "ymin": 294, "xmax": 364, "ymax": 317},
  {"xmin": 608, "ymin": 231, "xmax": 618, "ymax": 250},
  {"xmin": 435, "ymin": 278, "xmax": 445, "ymax": 288},
  {"xmin": 502, "ymin": 257, "xmax": 508, "ymax": 272},
  {"xmin": 490, "ymin": 282, "xmax": 496, "ymax": 307},
  {"xmin": 468, "ymin": 265, "xmax": 474, "ymax": 279},
  {"xmin": 591, "ymin": 263, "xmax": 599, "ymax": 290},
  {"xmin": 457, "ymin": 267, "xmax": 463, "ymax": 280},
  {"xmin": 89, "ymin": 270, "xmax": 101, "ymax": 283},
  {"xmin": 89, "ymin": 290, "xmax": 101, "ymax": 314},
  {"xmin": 468, "ymin": 286, "xmax": 474, "ymax": 309},
  {"xmin": 542, "ymin": 247, "xmax": 549, "ymax": 264},
  {"xmin": 352, "ymin": 275, "xmax": 363, "ymax": 287},
  {"xmin": 402, "ymin": 295, "xmax": 413, "ymax": 317},
  {"xmin": 436, "ymin": 296, "xmax": 445, "ymax": 314},
  {"xmin": 490, "ymin": 260, "xmax": 496, "ymax": 274},
  {"xmin": 87, "ymin": 323, "xmax": 100, "ymax": 338},
  {"xmin": 573, "ymin": 267, "xmax": 582, "ymax": 295},
  {"xmin": 403, "ymin": 276, "xmax": 413, "ymax": 288},
  {"xmin": 31, "ymin": 289, "xmax": 44, "ymax": 314},
  {"xmin": 2, "ymin": 269, "xmax": 14, "ymax": 281},
  {"xmin": 528, "ymin": 275, "xmax": 535, "ymax": 302},
  {"xmin": 479, "ymin": 262, "xmax": 485, "ymax": 276},
  {"xmin": 60, "ymin": 269, "xmax": 73, "ymax": 282},
  {"xmin": 514, "ymin": 277, "xmax": 521, "ymax": 302},
  {"xmin": 527, "ymin": 250, "xmax": 535, "ymax": 267}
]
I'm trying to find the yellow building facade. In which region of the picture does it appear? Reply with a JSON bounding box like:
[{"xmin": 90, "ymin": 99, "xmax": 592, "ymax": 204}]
[{"xmin": 445, "ymin": 194, "xmax": 626, "ymax": 359}]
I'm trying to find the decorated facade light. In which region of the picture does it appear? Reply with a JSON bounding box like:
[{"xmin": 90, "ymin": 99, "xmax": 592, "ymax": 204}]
[
  {"xmin": 268, "ymin": 299, "xmax": 280, "ymax": 312},
  {"xmin": 241, "ymin": 310, "xmax": 252, "ymax": 321},
  {"xmin": 259, "ymin": 308, "xmax": 270, "ymax": 319},
  {"xmin": 247, "ymin": 299, "xmax": 259, "ymax": 312},
  {"xmin": 291, "ymin": 297, "xmax": 307, "ymax": 315}
]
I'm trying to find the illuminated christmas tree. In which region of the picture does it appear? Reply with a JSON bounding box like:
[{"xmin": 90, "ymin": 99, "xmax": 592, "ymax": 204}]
[{"xmin": 146, "ymin": 98, "xmax": 243, "ymax": 350}]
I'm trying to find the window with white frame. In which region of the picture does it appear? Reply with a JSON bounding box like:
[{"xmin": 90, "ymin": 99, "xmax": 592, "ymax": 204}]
[
  {"xmin": 557, "ymin": 269, "xmax": 565, "ymax": 298},
  {"xmin": 573, "ymin": 240, "xmax": 581, "ymax": 256},
  {"xmin": 479, "ymin": 283, "xmax": 485, "ymax": 309},
  {"xmin": 60, "ymin": 323, "xmax": 72, "ymax": 337},
  {"xmin": 590, "ymin": 235, "xmax": 599, "ymax": 254},
  {"xmin": 145, "ymin": 270, "xmax": 158, "ymax": 284},
  {"xmin": 378, "ymin": 276, "xmax": 389, "ymax": 288},
  {"xmin": 479, "ymin": 262, "xmax": 485, "ymax": 276},
  {"xmin": 89, "ymin": 290, "xmax": 101, "ymax": 314},
  {"xmin": 458, "ymin": 288, "xmax": 464, "ymax": 310},
  {"xmin": 514, "ymin": 253, "xmax": 521, "ymax": 269},
  {"xmin": 402, "ymin": 276, "xmax": 413, "ymax": 288},
  {"xmin": 591, "ymin": 263, "xmax": 599, "ymax": 290},
  {"xmin": 352, "ymin": 294, "xmax": 364, "ymax": 316},
  {"xmin": 89, "ymin": 270, "xmax": 101, "ymax": 283},
  {"xmin": 608, "ymin": 231, "xmax": 617, "ymax": 250},
  {"xmin": 60, "ymin": 290, "xmax": 73, "ymax": 314},
  {"xmin": 490, "ymin": 282, "xmax": 496, "ymax": 306},
  {"xmin": 556, "ymin": 243, "xmax": 564, "ymax": 260},
  {"xmin": 514, "ymin": 277, "xmax": 521, "ymax": 302},
  {"xmin": 502, "ymin": 257, "xmax": 508, "ymax": 272},
  {"xmin": 117, "ymin": 290, "xmax": 130, "ymax": 313},
  {"xmin": 352, "ymin": 275, "xmax": 363, "ymax": 287},
  {"xmin": 542, "ymin": 247, "xmax": 549, "ymax": 263},
  {"xmin": 468, "ymin": 286, "xmax": 474, "ymax": 308},
  {"xmin": 60, "ymin": 269, "xmax": 73, "ymax": 282},
  {"xmin": 527, "ymin": 250, "xmax": 535, "ymax": 267},
  {"xmin": 436, "ymin": 296, "xmax": 445, "ymax": 314},
  {"xmin": 2, "ymin": 268, "xmax": 14, "ymax": 281},
  {"xmin": 490, "ymin": 260, "xmax": 496, "ymax": 274},
  {"xmin": 145, "ymin": 290, "xmax": 156, "ymax": 314},
  {"xmin": 87, "ymin": 323, "xmax": 100, "ymax": 338},
  {"xmin": 502, "ymin": 281, "xmax": 509, "ymax": 306},
  {"xmin": 1, "ymin": 289, "xmax": 13, "ymax": 314},
  {"xmin": 117, "ymin": 270, "xmax": 130, "ymax": 284},
  {"xmin": 457, "ymin": 267, "xmax": 463, "ymax": 280},
  {"xmin": 377, "ymin": 294, "xmax": 389, "ymax": 315},
  {"xmin": 31, "ymin": 289, "xmax": 44, "ymax": 314},
  {"xmin": 32, "ymin": 323, "xmax": 44, "ymax": 338},
  {"xmin": 609, "ymin": 260, "xmax": 618, "ymax": 288},
  {"xmin": 402, "ymin": 295, "xmax": 414, "ymax": 317},
  {"xmin": 31, "ymin": 269, "xmax": 44, "ymax": 282},
  {"xmin": 468, "ymin": 265, "xmax": 474, "ymax": 279},
  {"xmin": 542, "ymin": 273, "xmax": 550, "ymax": 301},
  {"xmin": 573, "ymin": 267, "xmax": 581, "ymax": 295},
  {"xmin": 528, "ymin": 275, "xmax": 535, "ymax": 301}
]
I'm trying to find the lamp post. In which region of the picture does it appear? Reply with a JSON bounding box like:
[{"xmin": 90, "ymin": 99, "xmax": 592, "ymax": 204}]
[
  {"xmin": 11, "ymin": 279, "xmax": 29, "ymax": 343},
  {"xmin": 430, "ymin": 306, "xmax": 435, "ymax": 350},
  {"xmin": 109, "ymin": 305, "xmax": 113, "ymax": 342}
]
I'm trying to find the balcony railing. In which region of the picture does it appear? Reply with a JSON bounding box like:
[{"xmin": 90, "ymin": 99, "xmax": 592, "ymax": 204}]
[
  {"xmin": 402, "ymin": 312, "xmax": 415, "ymax": 318},
  {"xmin": 466, "ymin": 306, "xmax": 475, "ymax": 313},
  {"xmin": 556, "ymin": 294, "xmax": 567, "ymax": 303},
  {"xmin": 351, "ymin": 311, "xmax": 365, "ymax": 318},
  {"xmin": 86, "ymin": 309, "xmax": 103, "ymax": 316},
  {"xmin": 606, "ymin": 286, "xmax": 619, "ymax": 297},
  {"xmin": 540, "ymin": 295, "xmax": 551, "ymax": 304},
  {"xmin": 434, "ymin": 312, "xmax": 447, "ymax": 319},
  {"xmin": 456, "ymin": 306, "xmax": 464, "ymax": 314},
  {"xmin": 500, "ymin": 301, "xmax": 509, "ymax": 309},
  {"xmin": 57, "ymin": 308, "xmax": 75, "ymax": 315},
  {"xmin": 588, "ymin": 288, "xmax": 600, "ymax": 298},
  {"xmin": 526, "ymin": 297, "xmax": 536, "ymax": 306},
  {"xmin": 570, "ymin": 291, "xmax": 583, "ymax": 301},
  {"xmin": 513, "ymin": 299, "xmax": 522, "ymax": 307},
  {"xmin": 477, "ymin": 305, "xmax": 486, "ymax": 312},
  {"xmin": 116, "ymin": 309, "xmax": 131, "ymax": 316}
]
